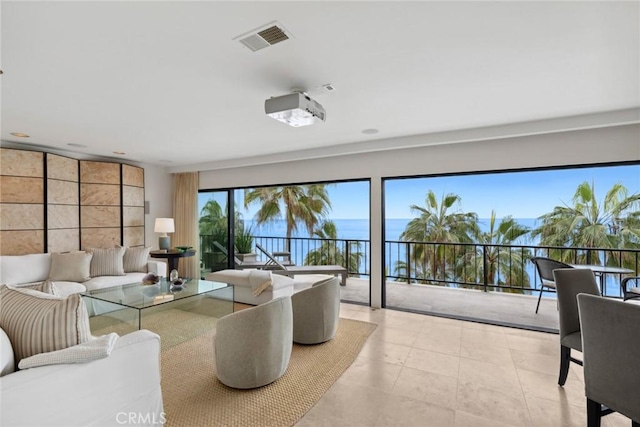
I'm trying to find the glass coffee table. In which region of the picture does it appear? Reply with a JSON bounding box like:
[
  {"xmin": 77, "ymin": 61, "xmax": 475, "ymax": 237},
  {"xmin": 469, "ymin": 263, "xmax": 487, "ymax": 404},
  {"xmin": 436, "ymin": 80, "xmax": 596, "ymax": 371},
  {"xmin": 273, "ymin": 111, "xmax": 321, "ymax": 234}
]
[{"xmin": 83, "ymin": 279, "xmax": 234, "ymax": 348}]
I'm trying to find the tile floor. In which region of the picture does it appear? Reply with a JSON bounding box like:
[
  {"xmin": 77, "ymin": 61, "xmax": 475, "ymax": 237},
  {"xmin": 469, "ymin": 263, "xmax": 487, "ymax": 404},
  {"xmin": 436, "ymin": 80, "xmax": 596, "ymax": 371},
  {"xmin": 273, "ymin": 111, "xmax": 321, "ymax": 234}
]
[{"xmin": 295, "ymin": 303, "xmax": 633, "ymax": 427}]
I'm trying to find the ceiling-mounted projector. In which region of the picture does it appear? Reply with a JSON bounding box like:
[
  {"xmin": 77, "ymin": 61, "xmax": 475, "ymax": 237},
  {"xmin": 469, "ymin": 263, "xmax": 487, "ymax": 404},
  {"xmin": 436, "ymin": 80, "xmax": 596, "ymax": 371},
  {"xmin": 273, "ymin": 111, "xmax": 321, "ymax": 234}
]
[{"xmin": 265, "ymin": 92, "xmax": 326, "ymax": 127}]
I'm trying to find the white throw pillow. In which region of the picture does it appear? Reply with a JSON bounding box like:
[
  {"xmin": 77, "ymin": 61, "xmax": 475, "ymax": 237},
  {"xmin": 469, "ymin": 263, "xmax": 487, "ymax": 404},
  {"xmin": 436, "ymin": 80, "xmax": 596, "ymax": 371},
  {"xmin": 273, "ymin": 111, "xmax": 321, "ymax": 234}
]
[
  {"xmin": 0, "ymin": 285, "xmax": 92, "ymax": 363},
  {"xmin": 18, "ymin": 333, "xmax": 119, "ymax": 370},
  {"xmin": 48, "ymin": 252, "xmax": 92, "ymax": 282},
  {"xmin": 0, "ymin": 253, "xmax": 51, "ymax": 285},
  {"xmin": 13, "ymin": 280, "xmax": 59, "ymax": 295},
  {"xmin": 88, "ymin": 246, "xmax": 126, "ymax": 277},
  {"xmin": 123, "ymin": 246, "xmax": 151, "ymax": 273}
]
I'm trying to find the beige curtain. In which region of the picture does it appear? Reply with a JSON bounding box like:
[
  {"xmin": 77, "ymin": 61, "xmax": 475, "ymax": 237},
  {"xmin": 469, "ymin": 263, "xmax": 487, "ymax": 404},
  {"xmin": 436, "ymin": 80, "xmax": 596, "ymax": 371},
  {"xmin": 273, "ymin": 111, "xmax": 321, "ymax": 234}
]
[{"xmin": 172, "ymin": 172, "xmax": 199, "ymax": 279}]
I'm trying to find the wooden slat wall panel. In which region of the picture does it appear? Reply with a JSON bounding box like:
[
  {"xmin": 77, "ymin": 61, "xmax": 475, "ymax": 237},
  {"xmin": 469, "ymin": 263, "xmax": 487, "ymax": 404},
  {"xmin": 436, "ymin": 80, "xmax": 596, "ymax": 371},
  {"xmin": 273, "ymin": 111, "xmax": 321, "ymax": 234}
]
[
  {"xmin": 80, "ymin": 161, "xmax": 120, "ymax": 184},
  {"xmin": 0, "ymin": 148, "xmax": 44, "ymax": 177},
  {"xmin": 1, "ymin": 230, "xmax": 45, "ymax": 255},
  {"xmin": 0, "ymin": 177, "xmax": 43, "ymax": 203},
  {"xmin": 47, "ymin": 154, "xmax": 78, "ymax": 181},
  {"xmin": 123, "ymin": 186, "xmax": 144, "ymax": 206},
  {"xmin": 0, "ymin": 150, "xmax": 146, "ymax": 255},
  {"xmin": 0, "ymin": 149, "xmax": 45, "ymax": 255},
  {"xmin": 122, "ymin": 164, "xmax": 144, "ymax": 187},
  {"xmin": 46, "ymin": 154, "xmax": 80, "ymax": 253},
  {"xmin": 81, "ymin": 228, "xmax": 121, "ymax": 249},
  {"xmin": 123, "ymin": 207, "xmax": 145, "ymax": 227},
  {"xmin": 81, "ymin": 206, "xmax": 121, "ymax": 228},
  {"xmin": 48, "ymin": 205, "xmax": 80, "ymax": 229},
  {"xmin": 48, "ymin": 229, "xmax": 80, "ymax": 253},
  {"xmin": 48, "ymin": 180, "xmax": 79, "ymax": 205},
  {"xmin": 122, "ymin": 164, "xmax": 145, "ymax": 248},
  {"xmin": 81, "ymin": 183, "xmax": 120, "ymax": 205},
  {"xmin": 0, "ymin": 204, "xmax": 44, "ymax": 229},
  {"xmin": 124, "ymin": 226, "xmax": 145, "ymax": 247},
  {"xmin": 80, "ymin": 160, "xmax": 123, "ymax": 250}
]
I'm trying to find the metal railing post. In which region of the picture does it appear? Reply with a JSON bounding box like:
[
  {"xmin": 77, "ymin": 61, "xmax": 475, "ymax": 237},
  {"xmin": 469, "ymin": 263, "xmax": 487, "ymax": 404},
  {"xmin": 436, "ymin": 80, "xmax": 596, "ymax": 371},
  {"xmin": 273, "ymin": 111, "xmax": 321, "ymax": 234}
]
[{"xmin": 482, "ymin": 245, "xmax": 488, "ymax": 292}]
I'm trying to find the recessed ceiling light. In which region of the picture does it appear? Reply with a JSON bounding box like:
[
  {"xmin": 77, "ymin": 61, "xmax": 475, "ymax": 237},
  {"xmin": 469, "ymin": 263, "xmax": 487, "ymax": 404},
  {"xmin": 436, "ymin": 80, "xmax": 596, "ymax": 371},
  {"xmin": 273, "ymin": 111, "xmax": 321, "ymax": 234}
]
[
  {"xmin": 113, "ymin": 151, "xmax": 126, "ymax": 155},
  {"xmin": 10, "ymin": 132, "xmax": 29, "ymax": 138},
  {"xmin": 362, "ymin": 129, "xmax": 379, "ymax": 135},
  {"xmin": 67, "ymin": 143, "xmax": 87, "ymax": 148}
]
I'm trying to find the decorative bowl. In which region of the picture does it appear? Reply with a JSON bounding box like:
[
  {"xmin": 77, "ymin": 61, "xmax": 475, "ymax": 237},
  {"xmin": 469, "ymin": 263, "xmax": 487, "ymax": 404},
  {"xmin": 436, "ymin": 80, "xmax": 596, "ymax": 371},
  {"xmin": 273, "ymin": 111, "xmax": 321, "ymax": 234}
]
[
  {"xmin": 142, "ymin": 273, "xmax": 160, "ymax": 285},
  {"xmin": 170, "ymin": 279, "xmax": 185, "ymax": 291},
  {"xmin": 175, "ymin": 246, "xmax": 193, "ymax": 253}
]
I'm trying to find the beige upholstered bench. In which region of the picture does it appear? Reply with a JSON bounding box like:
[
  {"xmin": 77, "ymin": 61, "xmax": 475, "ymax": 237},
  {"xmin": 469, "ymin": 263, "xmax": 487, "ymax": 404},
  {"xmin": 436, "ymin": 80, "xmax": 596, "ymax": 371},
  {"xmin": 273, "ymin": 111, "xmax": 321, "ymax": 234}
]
[{"xmin": 205, "ymin": 269, "xmax": 294, "ymax": 305}]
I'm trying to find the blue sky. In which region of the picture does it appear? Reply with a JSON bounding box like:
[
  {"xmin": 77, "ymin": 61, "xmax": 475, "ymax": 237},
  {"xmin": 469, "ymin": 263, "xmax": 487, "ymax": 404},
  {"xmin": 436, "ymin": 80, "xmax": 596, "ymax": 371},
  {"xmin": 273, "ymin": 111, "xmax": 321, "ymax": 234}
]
[
  {"xmin": 385, "ymin": 164, "xmax": 640, "ymax": 219},
  {"xmin": 199, "ymin": 163, "xmax": 639, "ymax": 221}
]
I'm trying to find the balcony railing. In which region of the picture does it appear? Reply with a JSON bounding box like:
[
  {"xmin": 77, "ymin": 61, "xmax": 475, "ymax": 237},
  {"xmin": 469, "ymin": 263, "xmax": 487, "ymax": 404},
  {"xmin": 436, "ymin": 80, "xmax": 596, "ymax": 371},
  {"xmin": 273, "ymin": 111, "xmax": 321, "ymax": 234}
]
[
  {"xmin": 386, "ymin": 241, "xmax": 639, "ymax": 297},
  {"xmin": 199, "ymin": 234, "xmax": 639, "ymax": 298}
]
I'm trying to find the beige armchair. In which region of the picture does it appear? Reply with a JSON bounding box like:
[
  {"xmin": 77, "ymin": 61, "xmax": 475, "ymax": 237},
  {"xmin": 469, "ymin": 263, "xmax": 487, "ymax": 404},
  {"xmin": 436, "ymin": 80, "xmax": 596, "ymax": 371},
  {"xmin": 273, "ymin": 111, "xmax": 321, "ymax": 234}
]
[
  {"xmin": 291, "ymin": 277, "xmax": 340, "ymax": 344},
  {"xmin": 214, "ymin": 296, "xmax": 292, "ymax": 389}
]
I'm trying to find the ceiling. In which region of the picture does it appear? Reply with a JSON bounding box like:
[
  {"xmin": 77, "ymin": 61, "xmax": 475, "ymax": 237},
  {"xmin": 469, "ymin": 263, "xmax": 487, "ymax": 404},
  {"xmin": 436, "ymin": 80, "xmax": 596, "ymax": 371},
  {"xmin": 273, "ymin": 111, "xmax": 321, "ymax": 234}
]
[{"xmin": 2, "ymin": 1, "xmax": 639, "ymax": 170}]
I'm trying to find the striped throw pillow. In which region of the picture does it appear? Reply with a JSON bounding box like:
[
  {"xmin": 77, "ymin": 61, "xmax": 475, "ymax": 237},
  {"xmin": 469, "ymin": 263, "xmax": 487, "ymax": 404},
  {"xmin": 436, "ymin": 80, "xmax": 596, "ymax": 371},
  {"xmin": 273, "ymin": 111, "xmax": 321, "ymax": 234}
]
[
  {"xmin": 123, "ymin": 246, "xmax": 151, "ymax": 273},
  {"xmin": 0, "ymin": 285, "xmax": 92, "ymax": 363},
  {"xmin": 88, "ymin": 246, "xmax": 126, "ymax": 277}
]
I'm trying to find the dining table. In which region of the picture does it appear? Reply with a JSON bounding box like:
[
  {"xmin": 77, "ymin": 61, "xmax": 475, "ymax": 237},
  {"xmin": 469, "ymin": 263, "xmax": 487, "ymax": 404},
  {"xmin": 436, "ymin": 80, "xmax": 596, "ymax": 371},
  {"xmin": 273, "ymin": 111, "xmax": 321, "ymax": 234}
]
[{"xmin": 569, "ymin": 264, "xmax": 634, "ymax": 296}]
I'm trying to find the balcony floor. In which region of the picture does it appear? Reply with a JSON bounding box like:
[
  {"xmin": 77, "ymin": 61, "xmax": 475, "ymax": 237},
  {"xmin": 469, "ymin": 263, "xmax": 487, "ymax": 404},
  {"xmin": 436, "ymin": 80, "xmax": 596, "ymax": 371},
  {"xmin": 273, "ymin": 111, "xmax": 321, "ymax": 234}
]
[{"xmin": 293, "ymin": 275, "xmax": 560, "ymax": 333}]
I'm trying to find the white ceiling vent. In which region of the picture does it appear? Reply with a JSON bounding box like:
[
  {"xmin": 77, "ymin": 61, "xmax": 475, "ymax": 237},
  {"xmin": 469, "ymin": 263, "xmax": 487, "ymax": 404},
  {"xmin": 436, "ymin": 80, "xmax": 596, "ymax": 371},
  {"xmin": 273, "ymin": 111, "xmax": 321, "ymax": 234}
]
[{"xmin": 234, "ymin": 22, "xmax": 291, "ymax": 52}]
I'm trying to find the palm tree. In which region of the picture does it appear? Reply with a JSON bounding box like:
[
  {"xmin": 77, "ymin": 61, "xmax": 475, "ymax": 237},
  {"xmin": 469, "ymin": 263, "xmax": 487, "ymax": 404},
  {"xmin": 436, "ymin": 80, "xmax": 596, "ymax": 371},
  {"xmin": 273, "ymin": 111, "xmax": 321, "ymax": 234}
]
[
  {"xmin": 532, "ymin": 181, "xmax": 640, "ymax": 269},
  {"xmin": 399, "ymin": 191, "xmax": 479, "ymax": 283},
  {"xmin": 199, "ymin": 199, "xmax": 252, "ymax": 264},
  {"xmin": 199, "ymin": 199, "xmax": 228, "ymax": 251},
  {"xmin": 244, "ymin": 184, "xmax": 332, "ymax": 250},
  {"xmin": 458, "ymin": 211, "xmax": 532, "ymax": 291},
  {"xmin": 304, "ymin": 220, "xmax": 363, "ymax": 274}
]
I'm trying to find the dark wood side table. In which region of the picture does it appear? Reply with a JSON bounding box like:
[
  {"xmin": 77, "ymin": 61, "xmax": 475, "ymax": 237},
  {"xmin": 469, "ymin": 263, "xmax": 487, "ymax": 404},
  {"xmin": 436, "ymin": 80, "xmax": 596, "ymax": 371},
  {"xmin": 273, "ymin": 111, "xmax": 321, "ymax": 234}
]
[{"xmin": 150, "ymin": 250, "xmax": 196, "ymax": 275}]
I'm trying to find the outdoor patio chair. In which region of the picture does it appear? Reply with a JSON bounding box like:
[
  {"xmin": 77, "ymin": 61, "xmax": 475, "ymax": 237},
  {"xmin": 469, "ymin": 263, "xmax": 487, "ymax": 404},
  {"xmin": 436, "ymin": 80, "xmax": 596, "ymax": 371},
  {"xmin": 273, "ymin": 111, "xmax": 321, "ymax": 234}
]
[
  {"xmin": 621, "ymin": 276, "xmax": 640, "ymax": 301},
  {"xmin": 577, "ymin": 293, "xmax": 640, "ymax": 427},
  {"xmin": 212, "ymin": 241, "xmax": 292, "ymax": 270},
  {"xmin": 531, "ymin": 256, "xmax": 573, "ymax": 313},
  {"xmin": 553, "ymin": 268, "xmax": 600, "ymax": 386},
  {"xmin": 255, "ymin": 243, "xmax": 348, "ymax": 286}
]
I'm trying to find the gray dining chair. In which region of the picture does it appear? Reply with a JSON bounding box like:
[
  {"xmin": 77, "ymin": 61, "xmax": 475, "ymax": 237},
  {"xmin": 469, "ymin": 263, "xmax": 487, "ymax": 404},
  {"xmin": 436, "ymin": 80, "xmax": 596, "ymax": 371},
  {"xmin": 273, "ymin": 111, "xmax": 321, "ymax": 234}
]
[
  {"xmin": 577, "ymin": 293, "xmax": 640, "ymax": 427},
  {"xmin": 531, "ymin": 256, "xmax": 573, "ymax": 313},
  {"xmin": 552, "ymin": 268, "xmax": 600, "ymax": 386}
]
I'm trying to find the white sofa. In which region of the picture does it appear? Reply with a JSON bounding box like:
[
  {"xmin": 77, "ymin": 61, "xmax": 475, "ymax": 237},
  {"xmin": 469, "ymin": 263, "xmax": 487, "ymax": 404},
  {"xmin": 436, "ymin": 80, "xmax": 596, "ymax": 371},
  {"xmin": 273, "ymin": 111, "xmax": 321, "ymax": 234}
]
[
  {"xmin": 205, "ymin": 269, "xmax": 295, "ymax": 305},
  {"xmin": 0, "ymin": 328, "xmax": 164, "ymax": 427},
  {"xmin": 0, "ymin": 253, "xmax": 167, "ymax": 297}
]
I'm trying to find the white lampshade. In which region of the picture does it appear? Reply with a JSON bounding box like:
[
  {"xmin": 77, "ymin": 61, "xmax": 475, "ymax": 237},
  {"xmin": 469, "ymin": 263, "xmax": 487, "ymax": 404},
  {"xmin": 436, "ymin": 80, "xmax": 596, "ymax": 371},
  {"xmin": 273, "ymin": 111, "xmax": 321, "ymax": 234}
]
[{"xmin": 154, "ymin": 218, "xmax": 175, "ymax": 234}]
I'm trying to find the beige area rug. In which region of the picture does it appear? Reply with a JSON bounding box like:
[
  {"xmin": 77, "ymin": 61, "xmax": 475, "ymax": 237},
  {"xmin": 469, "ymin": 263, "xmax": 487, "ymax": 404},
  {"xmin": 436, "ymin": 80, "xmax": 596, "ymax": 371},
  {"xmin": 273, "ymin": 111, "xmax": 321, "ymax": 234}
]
[{"xmin": 161, "ymin": 318, "xmax": 377, "ymax": 427}]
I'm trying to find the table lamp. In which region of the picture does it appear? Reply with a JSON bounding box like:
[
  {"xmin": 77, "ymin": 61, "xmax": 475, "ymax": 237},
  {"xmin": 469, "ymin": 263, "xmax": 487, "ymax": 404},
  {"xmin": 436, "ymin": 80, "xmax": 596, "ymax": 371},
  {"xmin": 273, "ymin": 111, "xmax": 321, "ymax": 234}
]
[{"xmin": 154, "ymin": 218, "xmax": 174, "ymax": 250}]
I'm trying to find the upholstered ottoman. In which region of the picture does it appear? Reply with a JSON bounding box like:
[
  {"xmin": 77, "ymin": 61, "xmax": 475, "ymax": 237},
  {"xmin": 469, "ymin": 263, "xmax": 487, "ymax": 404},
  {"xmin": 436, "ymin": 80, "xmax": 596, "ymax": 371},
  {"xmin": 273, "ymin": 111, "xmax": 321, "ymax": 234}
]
[{"xmin": 205, "ymin": 269, "xmax": 294, "ymax": 305}]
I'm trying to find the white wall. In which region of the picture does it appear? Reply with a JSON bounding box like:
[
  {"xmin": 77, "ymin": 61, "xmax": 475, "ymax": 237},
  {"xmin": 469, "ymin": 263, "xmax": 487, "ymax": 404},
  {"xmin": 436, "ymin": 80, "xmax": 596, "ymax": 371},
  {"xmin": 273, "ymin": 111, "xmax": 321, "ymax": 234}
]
[
  {"xmin": 142, "ymin": 163, "xmax": 173, "ymax": 249},
  {"xmin": 197, "ymin": 124, "xmax": 640, "ymax": 308}
]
